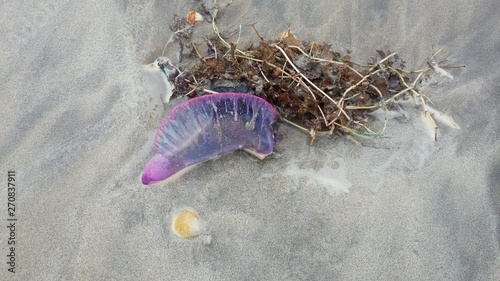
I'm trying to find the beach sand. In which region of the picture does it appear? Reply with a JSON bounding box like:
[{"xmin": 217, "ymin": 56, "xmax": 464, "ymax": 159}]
[{"xmin": 1, "ymin": 0, "xmax": 499, "ymax": 280}]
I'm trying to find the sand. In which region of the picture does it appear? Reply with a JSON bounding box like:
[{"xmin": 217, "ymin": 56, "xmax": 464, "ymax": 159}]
[{"xmin": 1, "ymin": 0, "xmax": 499, "ymax": 280}]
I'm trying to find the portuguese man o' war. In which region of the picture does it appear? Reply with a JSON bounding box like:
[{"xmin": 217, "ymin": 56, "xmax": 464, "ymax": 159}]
[{"xmin": 141, "ymin": 92, "xmax": 276, "ymax": 185}]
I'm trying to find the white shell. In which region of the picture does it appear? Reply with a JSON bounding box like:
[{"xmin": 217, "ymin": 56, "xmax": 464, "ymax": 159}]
[
  {"xmin": 187, "ymin": 10, "xmax": 204, "ymax": 25},
  {"xmin": 171, "ymin": 208, "xmax": 202, "ymax": 239}
]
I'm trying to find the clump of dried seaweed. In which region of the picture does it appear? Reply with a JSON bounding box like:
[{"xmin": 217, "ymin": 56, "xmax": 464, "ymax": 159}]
[{"xmin": 165, "ymin": 19, "xmax": 463, "ymax": 143}]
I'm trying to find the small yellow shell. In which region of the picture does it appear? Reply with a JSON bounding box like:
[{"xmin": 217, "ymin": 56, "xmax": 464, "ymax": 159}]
[
  {"xmin": 187, "ymin": 10, "xmax": 203, "ymax": 25},
  {"xmin": 172, "ymin": 208, "xmax": 202, "ymax": 239}
]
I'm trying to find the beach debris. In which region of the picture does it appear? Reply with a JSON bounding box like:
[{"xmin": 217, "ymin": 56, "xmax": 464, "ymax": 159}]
[
  {"xmin": 426, "ymin": 106, "xmax": 460, "ymax": 130},
  {"xmin": 200, "ymin": 0, "xmax": 233, "ymax": 19},
  {"xmin": 172, "ymin": 208, "xmax": 202, "ymax": 239},
  {"xmin": 143, "ymin": 57, "xmax": 176, "ymax": 103},
  {"xmin": 163, "ymin": 21, "xmax": 464, "ymax": 143},
  {"xmin": 423, "ymin": 111, "xmax": 438, "ymax": 142},
  {"xmin": 159, "ymin": 13, "xmax": 195, "ymax": 64},
  {"xmin": 200, "ymin": 0, "xmax": 218, "ymax": 19},
  {"xmin": 201, "ymin": 234, "xmax": 213, "ymax": 246},
  {"xmin": 187, "ymin": 10, "xmax": 204, "ymax": 25},
  {"xmin": 141, "ymin": 93, "xmax": 276, "ymax": 185},
  {"xmin": 169, "ymin": 14, "xmax": 193, "ymax": 41}
]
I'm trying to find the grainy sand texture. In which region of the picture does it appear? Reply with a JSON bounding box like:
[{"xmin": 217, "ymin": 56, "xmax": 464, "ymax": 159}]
[{"xmin": 1, "ymin": 0, "xmax": 499, "ymax": 280}]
